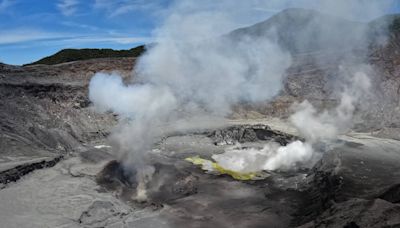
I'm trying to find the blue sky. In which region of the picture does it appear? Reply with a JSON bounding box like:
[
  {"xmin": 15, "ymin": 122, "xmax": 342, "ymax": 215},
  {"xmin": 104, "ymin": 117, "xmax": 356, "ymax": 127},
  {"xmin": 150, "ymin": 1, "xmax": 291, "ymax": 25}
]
[
  {"xmin": 0, "ymin": 0, "xmax": 172, "ymax": 65},
  {"xmin": 0, "ymin": 0, "xmax": 399, "ymax": 65}
]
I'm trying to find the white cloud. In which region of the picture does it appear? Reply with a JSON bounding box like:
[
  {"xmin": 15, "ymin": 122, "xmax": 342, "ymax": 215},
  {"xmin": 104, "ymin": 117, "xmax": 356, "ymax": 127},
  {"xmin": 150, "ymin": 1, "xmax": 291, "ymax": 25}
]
[
  {"xmin": 0, "ymin": 0, "xmax": 14, "ymax": 12},
  {"xmin": 0, "ymin": 28, "xmax": 150, "ymax": 46},
  {"xmin": 57, "ymin": 0, "xmax": 79, "ymax": 16},
  {"xmin": 94, "ymin": 0, "xmax": 165, "ymax": 17},
  {"xmin": 66, "ymin": 36, "xmax": 151, "ymax": 44},
  {"xmin": 0, "ymin": 29, "xmax": 66, "ymax": 45},
  {"xmin": 61, "ymin": 21, "xmax": 100, "ymax": 31}
]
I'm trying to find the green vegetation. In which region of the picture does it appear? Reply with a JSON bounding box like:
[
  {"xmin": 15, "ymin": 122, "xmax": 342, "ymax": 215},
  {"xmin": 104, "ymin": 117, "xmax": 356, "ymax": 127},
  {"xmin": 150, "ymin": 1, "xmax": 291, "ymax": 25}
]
[{"xmin": 27, "ymin": 45, "xmax": 145, "ymax": 65}]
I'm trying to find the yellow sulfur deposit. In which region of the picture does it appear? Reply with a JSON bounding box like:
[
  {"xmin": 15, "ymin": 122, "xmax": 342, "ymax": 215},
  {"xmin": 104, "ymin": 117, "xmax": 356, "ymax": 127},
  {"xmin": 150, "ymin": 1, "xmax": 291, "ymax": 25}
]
[{"xmin": 185, "ymin": 156, "xmax": 269, "ymax": 181}]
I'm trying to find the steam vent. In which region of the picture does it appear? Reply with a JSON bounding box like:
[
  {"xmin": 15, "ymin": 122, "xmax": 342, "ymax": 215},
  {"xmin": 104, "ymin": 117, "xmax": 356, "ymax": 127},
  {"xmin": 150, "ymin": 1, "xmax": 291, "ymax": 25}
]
[{"xmin": 1, "ymin": 2, "xmax": 400, "ymax": 228}]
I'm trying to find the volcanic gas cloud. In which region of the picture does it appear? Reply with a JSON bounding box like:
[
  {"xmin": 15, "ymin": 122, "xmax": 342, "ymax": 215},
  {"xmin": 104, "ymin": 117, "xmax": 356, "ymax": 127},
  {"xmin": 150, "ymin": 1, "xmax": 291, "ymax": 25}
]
[{"xmin": 89, "ymin": 0, "xmax": 393, "ymax": 200}]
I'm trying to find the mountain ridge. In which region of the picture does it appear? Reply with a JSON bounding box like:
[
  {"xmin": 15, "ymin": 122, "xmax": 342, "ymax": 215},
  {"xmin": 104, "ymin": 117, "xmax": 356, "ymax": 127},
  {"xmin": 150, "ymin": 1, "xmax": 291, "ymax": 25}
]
[
  {"xmin": 17, "ymin": 8, "xmax": 400, "ymax": 66},
  {"xmin": 230, "ymin": 8, "xmax": 400, "ymax": 55},
  {"xmin": 26, "ymin": 45, "xmax": 145, "ymax": 66}
]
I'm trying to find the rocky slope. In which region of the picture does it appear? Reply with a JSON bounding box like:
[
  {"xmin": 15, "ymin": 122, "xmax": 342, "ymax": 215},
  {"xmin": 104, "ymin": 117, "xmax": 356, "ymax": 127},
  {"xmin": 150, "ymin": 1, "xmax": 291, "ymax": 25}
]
[
  {"xmin": 0, "ymin": 57, "xmax": 135, "ymax": 185},
  {"xmin": 231, "ymin": 8, "xmax": 367, "ymax": 54},
  {"xmin": 232, "ymin": 9, "xmax": 400, "ymax": 138}
]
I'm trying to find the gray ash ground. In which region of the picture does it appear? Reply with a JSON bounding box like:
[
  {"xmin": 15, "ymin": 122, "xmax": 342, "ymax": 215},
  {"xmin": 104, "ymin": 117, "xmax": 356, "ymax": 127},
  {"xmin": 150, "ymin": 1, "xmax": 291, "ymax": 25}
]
[{"xmin": 92, "ymin": 125, "xmax": 400, "ymax": 228}]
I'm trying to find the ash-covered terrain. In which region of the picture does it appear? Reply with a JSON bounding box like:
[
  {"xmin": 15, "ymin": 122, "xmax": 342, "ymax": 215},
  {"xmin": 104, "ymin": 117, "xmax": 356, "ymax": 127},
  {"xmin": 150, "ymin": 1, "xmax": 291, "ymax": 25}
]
[{"xmin": 1, "ymin": 7, "xmax": 400, "ymax": 228}]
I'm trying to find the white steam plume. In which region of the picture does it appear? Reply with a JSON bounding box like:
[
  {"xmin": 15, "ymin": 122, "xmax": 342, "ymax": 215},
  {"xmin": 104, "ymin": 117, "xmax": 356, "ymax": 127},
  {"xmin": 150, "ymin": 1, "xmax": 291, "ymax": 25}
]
[
  {"xmin": 89, "ymin": 73, "xmax": 177, "ymax": 118},
  {"xmin": 213, "ymin": 141, "xmax": 313, "ymax": 172},
  {"xmin": 88, "ymin": 0, "xmax": 394, "ymax": 190},
  {"xmin": 290, "ymin": 67, "xmax": 372, "ymax": 143},
  {"xmin": 214, "ymin": 66, "xmax": 373, "ymax": 173},
  {"xmin": 89, "ymin": 1, "xmax": 293, "ymax": 198},
  {"xmin": 89, "ymin": 23, "xmax": 292, "ymax": 156}
]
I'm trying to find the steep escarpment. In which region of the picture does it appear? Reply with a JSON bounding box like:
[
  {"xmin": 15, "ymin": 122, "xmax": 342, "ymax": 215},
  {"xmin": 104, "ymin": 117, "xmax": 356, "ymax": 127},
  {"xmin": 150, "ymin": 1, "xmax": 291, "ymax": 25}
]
[
  {"xmin": 231, "ymin": 8, "xmax": 366, "ymax": 55},
  {"xmin": 231, "ymin": 10, "xmax": 400, "ymax": 137},
  {"xmin": 0, "ymin": 58, "xmax": 136, "ymax": 184}
]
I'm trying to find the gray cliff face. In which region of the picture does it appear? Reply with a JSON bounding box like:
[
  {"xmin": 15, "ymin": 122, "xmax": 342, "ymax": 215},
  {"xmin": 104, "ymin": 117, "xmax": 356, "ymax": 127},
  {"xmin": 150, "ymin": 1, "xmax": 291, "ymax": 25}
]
[
  {"xmin": 231, "ymin": 10, "xmax": 400, "ymax": 137},
  {"xmin": 0, "ymin": 58, "xmax": 134, "ymax": 185},
  {"xmin": 230, "ymin": 8, "xmax": 368, "ymax": 55}
]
